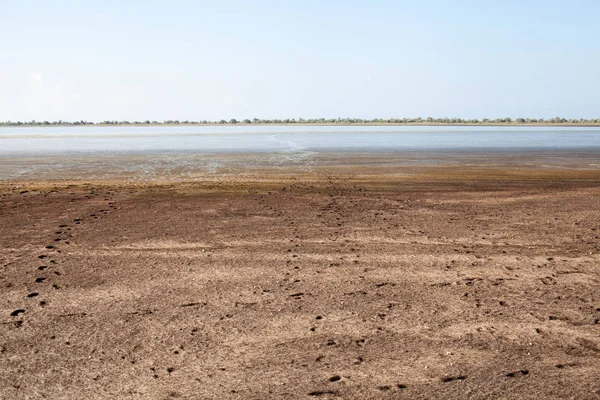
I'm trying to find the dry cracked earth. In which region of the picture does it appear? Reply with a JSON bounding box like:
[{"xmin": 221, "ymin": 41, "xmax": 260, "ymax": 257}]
[{"xmin": 1, "ymin": 174, "xmax": 600, "ymax": 399}]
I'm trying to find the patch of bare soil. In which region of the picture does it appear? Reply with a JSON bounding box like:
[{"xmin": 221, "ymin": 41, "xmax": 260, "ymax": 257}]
[{"xmin": 1, "ymin": 172, "xmax": 600, "ymax": 399}]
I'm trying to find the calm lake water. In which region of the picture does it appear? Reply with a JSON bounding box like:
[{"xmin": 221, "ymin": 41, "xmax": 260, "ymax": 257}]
[
  {"xmin": 2, "ymin": 126, "xmax": 599, "ymax": 180},
  {"xmin": 1, "ymin": 125, "xmax": 600, "ymax": 156}
]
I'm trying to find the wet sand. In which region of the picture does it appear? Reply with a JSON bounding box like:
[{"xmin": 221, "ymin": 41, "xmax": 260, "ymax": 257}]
[{"xmin": 1, "ymin": 153, "xmax": 600, "ymax": 399}]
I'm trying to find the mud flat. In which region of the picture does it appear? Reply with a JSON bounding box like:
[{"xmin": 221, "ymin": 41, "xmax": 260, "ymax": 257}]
[{"xmin": 1, "ymin": 153, "xmax": 600, "ymax": 399}]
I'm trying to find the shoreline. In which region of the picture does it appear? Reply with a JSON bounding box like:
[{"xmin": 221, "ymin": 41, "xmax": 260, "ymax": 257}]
[
  {"xmin": 2, "ymin": 150, "xmax": 600, "ymax": 183},
  {"xmin": 3, "ymin": 167, "xmax": 600, "ymax": 189}
]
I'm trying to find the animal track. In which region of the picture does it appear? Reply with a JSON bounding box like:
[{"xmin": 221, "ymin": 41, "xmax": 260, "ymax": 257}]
[
  {"xmin": 308, "ymin": 390, "xmax": 337, "ymax": 397},
  {"xmin": 506, "ymin": 369, "xmax": 529, "ymax": 377},
  {"xmin": 555, "ymin": 362, "xmax": 578, "ymax": 369},
  {"xmin": 541, "ymin": 276, "xmax": 557, "ymax": 285},
  {"xmin": 441, "ymin": 375, "xmax": 467, "ymax": 382}
]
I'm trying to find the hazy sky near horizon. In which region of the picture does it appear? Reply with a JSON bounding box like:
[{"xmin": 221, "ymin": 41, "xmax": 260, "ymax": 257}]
[{"xmin": 1, "ymin": 0, "xmax": 599, "ymax": 122}]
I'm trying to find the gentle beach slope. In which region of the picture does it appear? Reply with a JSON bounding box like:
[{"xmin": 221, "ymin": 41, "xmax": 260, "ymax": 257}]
[{"xmin": 1, "ymin": 162, "xmax": 600, "ymax": 399}]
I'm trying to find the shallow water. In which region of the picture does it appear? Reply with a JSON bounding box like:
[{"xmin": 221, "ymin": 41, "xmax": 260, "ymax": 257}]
[
  {"xmin": 2, "ymin": 126, "xmax": 600, "ymax": 181},
  {"xmin": 1, "ymin": 125, "xmax": 600, "ymax": 156}
]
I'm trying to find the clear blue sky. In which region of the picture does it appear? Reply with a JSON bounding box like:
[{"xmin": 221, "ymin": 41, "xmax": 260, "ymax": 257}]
[{"xmin": 1, "ymin": 0, "xmax": 598, "ymax": 122}]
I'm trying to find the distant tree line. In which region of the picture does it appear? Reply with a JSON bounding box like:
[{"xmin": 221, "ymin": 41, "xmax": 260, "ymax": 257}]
[{"xmin": 1, "ymin": 117, "xmax": 599, "ymax": 126}]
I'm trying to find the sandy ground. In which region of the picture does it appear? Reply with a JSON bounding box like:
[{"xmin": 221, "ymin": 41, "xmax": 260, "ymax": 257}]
[{"xmin": 1, "ymin": 163, "xmax": 600, "ymax": 399}]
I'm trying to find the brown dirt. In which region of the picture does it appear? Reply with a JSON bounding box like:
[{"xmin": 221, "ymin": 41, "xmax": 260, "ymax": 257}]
[{"xmin": 1, "ymin": 168, "xmax": 600, "ymax": 399}]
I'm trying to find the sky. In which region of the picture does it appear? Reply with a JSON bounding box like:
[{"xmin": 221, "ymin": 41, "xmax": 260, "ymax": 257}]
[{"xmin": 0, "ymin": 0, "xmax": 599, "ymax": 122}]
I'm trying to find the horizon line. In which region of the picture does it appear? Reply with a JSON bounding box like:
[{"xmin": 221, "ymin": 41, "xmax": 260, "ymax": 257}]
[{"xmin": 2, "ymin": 116, "xmax": 600, "ymax": 127}]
